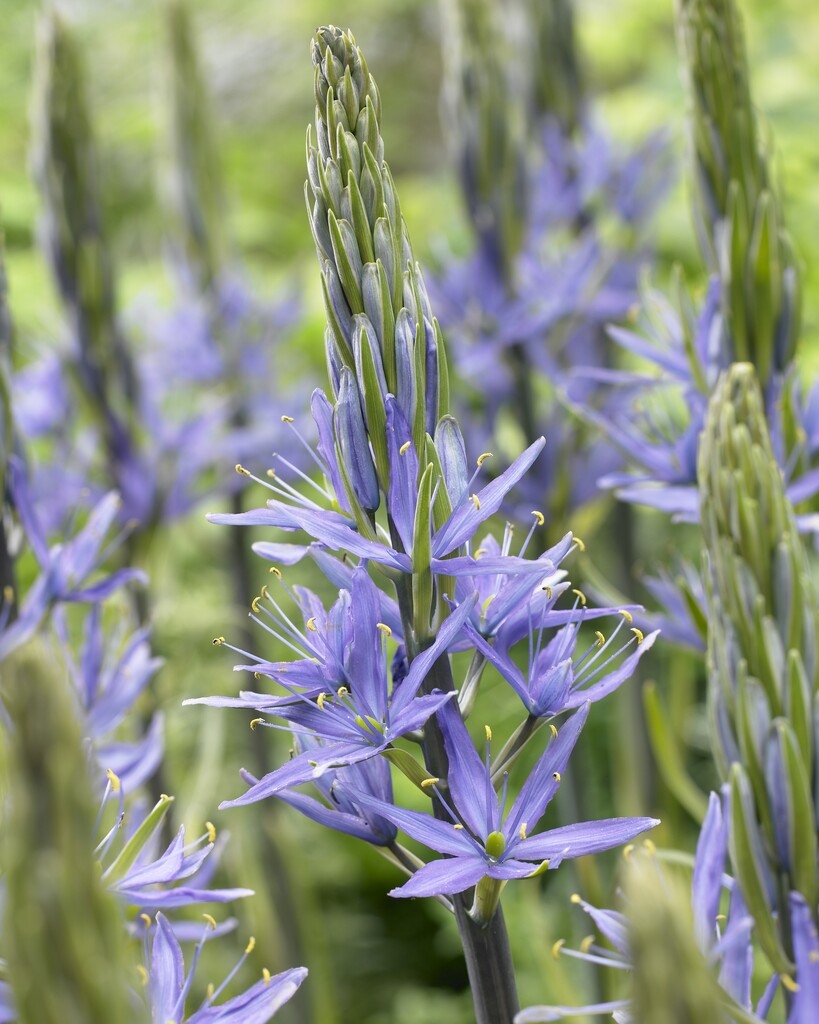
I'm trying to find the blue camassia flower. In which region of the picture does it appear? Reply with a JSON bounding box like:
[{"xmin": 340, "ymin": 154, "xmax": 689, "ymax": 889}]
[
  {"xmin": 346, "ymin": 701, "xmax": 657, "ymax": 899},
  {"xmin": 208, "ymin": 391, "xmax": 548, "ymax": 576},
  {"xmin": 570, "ymin": 278, "xmax": 819, "ymax": 531},
  {"xmin": 186, "ymin": 567, "xmax": 477, "ymax": 806},
  {"xmin": 516, "ymin": 790, "xmax": 774, "ymax": 1023},
  {"xmin": 147, "ymin": 912, "xmax": 306, "ymax": 1023},
  {"xmin": 0, "ymin": 456, "xmax": 146, "ymax": 661},
  {"xmin": 52, "ymin": 603, "xmax": 164, "ymax": 794}
]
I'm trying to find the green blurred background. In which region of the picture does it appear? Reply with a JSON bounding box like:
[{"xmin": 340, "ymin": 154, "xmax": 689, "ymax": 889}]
[{"xmin": 2, "ymin": 1, "xmax": 818, "ymax": 1021}]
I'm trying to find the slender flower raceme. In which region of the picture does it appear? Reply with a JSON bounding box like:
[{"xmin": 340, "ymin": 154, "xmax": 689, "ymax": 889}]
[
  {"xmin": 195, "ymin": 26, "xmax": 662, "ymax": 1024},
  {"xmin": 699, "ymin": 364, "xmax": 819, "ymax": 987}
]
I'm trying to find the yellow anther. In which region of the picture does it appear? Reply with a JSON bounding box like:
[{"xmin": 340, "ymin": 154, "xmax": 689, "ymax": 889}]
[
  {"xmin": 106, "ymin": 768, "xmax": 121, "ymax": 792},
  {"xmin": 549, "ymin": 724, "xmax": 558, "ymax": 738},
  {"xmin": 268, "ymin": 566, "xmax": 282, "ymax": 578},
  {"xmin": 140, "ymin": 913, "xmax": 152, "ymax": 929},
  {"xmin": 572, "ymin": 588, "xmax": 587, "ymax": 606},
  {"xmin": 203, "ymin": 914, "xmax": 217, "ymax": 930},
  {"xmin": 470, "ymin": 493, "xmax": 481, "ymax": 510},
  {"xmin": 307, "ymin": 616, "xmax": 318, "ymax": 632},
  {"xmin": 136, "ymin": 964, "xmax": 149, "ymax": 986},
  {"xmin": 317, "ymin": 693, "xmax": 327, "ymax": 711},
  {"xmin": 553, "ymin": 772, "xmax": 561, "ymax": 782},
  {"xmin": 594, "ymin": 631, "xmax": 606, "ymax": 647},
  {"xmin": 477, "ymin": 452, "xmax": 493, "ymax": 466},
  {"xmin": 810, "ymin": 951, "xmax": 819, "ymax": 964},
  {"xmin": 781, "ymin": 974, "xmax": 800, "ymax": 994},
  {"xmin": 399, "ymin": 441, "xmax": 411, "ymax": 455},
  {"xmin": 580, "ymin": 934, "xmax": 595, "ymax": 954},
  {"xmin": 570, "ymin": 893, "xmax": 582, "ymax": 904},
  {"xmin": 631, "ymin": 627, "xmax": 645, "ymax": 644},
  {"xmin": 251, "ymin": 596, "xmax": 262, "ymax": 613},
  {"xmin": 160, "ymin": 794, "xmax": 172, "ymax": 801},
  {"xmin": 245, "ymin": 936, "xmax": 256, "ymax": 954},
  {"xmin": 627, "ymin": 303, "xmax": 640, "ymax": 323},
  {"xmin": 206, "ymin": 821, "xmax": 216, "ymax": 843},
  {"xmin": 716, "ymin": 914, "xmax": 727, "ymax": 924},
  {"xmin": 453, "ymin": 823, "xmax": 465, "ymax": 830},
  {"xmin": 263, "ymin": 968, "xmax": 271, "ymax": 985},
  {"xmin": 623, "ymin": 844, "xmax": 635, "ymax": 860},
  {"xmin": 212, "ymin": 636, "xmax": 225, "ymax": 646},
  {"xmin": 235, "ymin": 463, "xmax": 251, "ymax": 476},
  {"xmin": 485, "ymin": 724, "xmax": 492, "ymax": 743},
  {"xmin": 266, "ymin": 468, "xmax": 276, "ymax": 478},
  {"xmin": 281, "ymin": 415, "xmax": 294, "ymax": 424},
  {"xmin": 308, "ymin": 760, "xmax": 318, "ymax": 767},
  {"xmin": 260, "ymin": 584, "xmax": 270, "ymax": 599},
  {"xmin": 531, "ymin": 510, "xmax": 545, "ymax": 526},
  {"xmin": 254, "ymin": 671, "xmax": 261, "ymax": 680},
  {"xmin": 337, "ymin": 686, "xmax": 349, "ymax": 698},
  {"xmin": 573, "ymin": 535, "xmax": 586, "ymax": 552},
  {"xmin": 642, "ymin": 838, "xmax": 656, "ymax": 856},
  {"xmin": 618, "ymin": 608, "xmax": 633, "ymax": 623},
  {"xmin": 475, "ymin": 547, "xmax": 487, "ymax": 558},
  {"xmin": 2, "ymin": 585, "xmax": 13, "ymax": 603},
  {"xmin": 420, "ymin": 777, "xmax": 439, "ymax": 789},
  {"xmin": 541, "ymin": 585, "xmax": 552, "ymax": 598},
  {"xmin": 551, "ymin": 939, "xmax": 565, "ymax": 959},
  {"xmin": 206, "ymin": 983, "xmax": 215, "ymax": 999},
  {"xmin": 376, "ymin": 622, "xmax": 392, "ymax": 637},
  {"xmin": 250, "ymin": 718, "xmax": 264, "ymax": 730},
  {"xmin": 519, "ymin": 823, "xmax": 528, "ymax": 840}
]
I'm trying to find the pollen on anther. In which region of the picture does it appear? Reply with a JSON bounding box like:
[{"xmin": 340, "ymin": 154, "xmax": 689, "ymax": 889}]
[
  {"xmin": 206, "ymin": 821, "xmax": 216, "ymax": 843},
  {"xmin": 136, "ymin": 964, "xmax": 149, "ymax": 986},
  {"xmin": 399, "ymin": 441, "xmax": 411, "ymax": 455},
  {"xmin": 337, "ymin": 686, "xmax": 349, "ymax": 698},
  {"xmin": 631, "ymin": 627, "xmax": 645, "ymax": 644},
  {"xmin": 573, "ymin": 535, "xmax": 586, "ymax": 552},
  {"xmin": 570, "ymin": 893, "xmax": 581, "ymax": 904},
  {"xmin": 250, "ymin": 718, "xmax": 264, "ymax": 730},
  {"xmin": 618, "ymin": 609, "xmax": 633, "ymax": 623},
  {"xmin": 269, "ymin": 566, "xmax": 282, "ymax": 578},
  {"xmin": 245, "ymin": 936, "xmax": 256, "ymax": 954},
  {"xmin": 551, "ymin": 939, "xmax": 565, "ymax": 959},
  {"xmin": 572, "ymin": 588, "xmax": 587, "ymax": 606},
  {"xmin": 781, "ymin": 974, "xmax": 800, "ymax": 994},
  {"xmin": 553, "ymin": 771, "xmax": 561, "ymax": 782},
  {"xmin": 531, "ymin": 510, "xmax": 545, "ymax": 526},
  {"xmin": 453, "ymin": 823, "xmax": 464, "ymax": 830},
  {"xmin": 623, "ymin": 844, "xmax": 635, "ymax": 860},
  {"xmin": 260, "ymin": 585, "xmax": 270, "ymax": 599},
  {"xmin": 420, "ymin": 777, "xmax": 439, "ymax": 789},
  {"xmin": 470, "ymin": 493, "xmax": 481, "ymax": 510},
  {"xmin": 580, "ymin": 934, "xmax": 595, "ymax": 954},
  {"xmin": 376, "ymin": 622, "xmax": 392, "ymax": 637},
  {"xmin": 212, "ymin": 636, "xmax": 225, "ymax": 646},
  {"xmin": 519, "ymin": 823, "xmax": 528, "ymax": 840},
  {"xmin": 484, "ymin": 724, "xmax": 492, "ymax": 743},
  {"xmin": 251, "ymin": 596, "xmax": 262, "ymax": 613},
  {"xmin": 477, "ymin": 452, "xmax": 493, "ymax": 466},
  {"xmin": 106, "ymin": 768, "xmax": 121, "ymax": 792},
  {"xmin": 541, "ymin": 585, "xmax": 552, "ymax": 598},
  {"xmin": 307, "ymin": 616, "xmax": 318, "ymax": 632},
  {"xmin": 266, "ymin": 468, "xmax": 276, "ymax": 478},
  {"xmin": 235, "ymin": 463, "xmax": 251, "ymax": 476},
  {"xmin": 206, "ymin": 983, "xmax": 215, "ymax": 1000},
  {"xmin": 594, "ymin": 630, "xmax": 606, "ymax": 647},
  {"xmin": 317, "ymin": 693, "xmax": 327, "ymax": 711},
  {"xmin": 140, "ymin": 913, "xmax": 152, "ymax": 929},
  {"xmin": 281, "ymin": 415, "xmax": 294, "ymax": 423},
  {"xmin": 203, "ymin": 914, "xmax": 217, "ymax": 930},
  {"xmin": 642, "ymin": 838, "xmax": 656, "ymax": 855},
  {"xmin": 263, "ymin": 968, "xmax": 271, "ymax": 985},
  {"xmin": 549, "ymin": 724, "xmax": 558, "ymax": 738}
]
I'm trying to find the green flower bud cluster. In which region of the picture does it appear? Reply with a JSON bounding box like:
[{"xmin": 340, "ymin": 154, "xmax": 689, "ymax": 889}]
[
  {"xmin": 307, "ymin": 27, "xmax": 451, "ymax": 508},
  {"xmin": 1, "ymin": 644, "xmax": 141, "ymax": 1024},
  {"xmin": 625, "ymin": 861, "xmax": 727, "ymax": 1024},
  {"xmin": 441, "ymin": 0, "xmax": 528, "ymax": 284},
  {"xmin": 699, "ymin": 363, "xmax": 818, "ymax": 973},
  {"xmin": 166, "ymin": 0, "xmax": 226, "ymax": 292},
  {"xmin": 677, "ymin": 0, "xmax": 800, "ymax": 386},
  {"xmin": 31, "ymin": 11, "xmax": 138, "ymax": 428}
]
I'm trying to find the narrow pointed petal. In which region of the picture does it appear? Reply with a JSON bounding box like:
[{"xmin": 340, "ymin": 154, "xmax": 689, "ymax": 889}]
[
  {"xmin": 513, "ymin": 817, "xmax": 659, "ymax": 861},
  {"xmin": 388, "ymin": 855, "xmax": 486, "ymax": 898}
]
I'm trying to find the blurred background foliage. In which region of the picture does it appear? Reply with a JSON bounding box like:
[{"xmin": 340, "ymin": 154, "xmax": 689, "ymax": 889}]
[{"xmin": 1, "ymin": 1, "xmax": 817, "ymax": 1022}]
